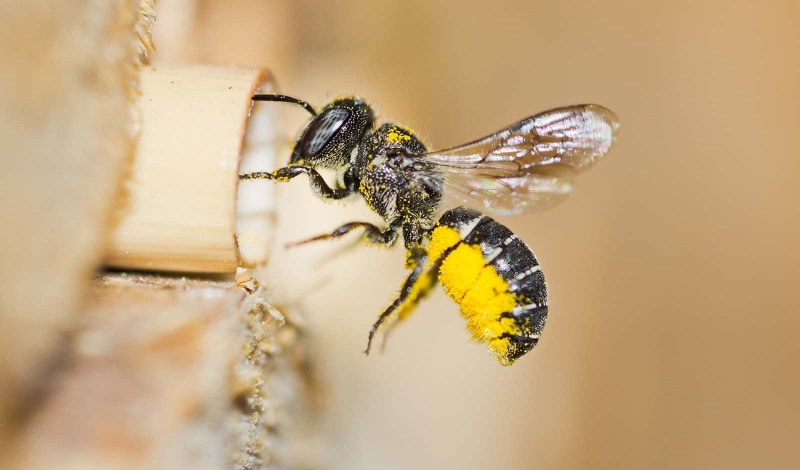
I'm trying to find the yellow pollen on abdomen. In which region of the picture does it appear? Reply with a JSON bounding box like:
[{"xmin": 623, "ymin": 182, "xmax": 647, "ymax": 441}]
[
  {"xmin": 437, "ymin": 241, "xmax": 520, "ymax": 350},
  {"xmin": 427, "ymin": 226, "xmax": 462, "ymax": 263},
  {"xmin": 437, "ymin": 243, "xmax": 485, "ymax": 301}
]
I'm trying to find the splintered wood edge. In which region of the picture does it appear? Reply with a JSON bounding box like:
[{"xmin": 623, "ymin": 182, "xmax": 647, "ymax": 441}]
[
  {"xmin": 135, "ymin": 0, "xmax": 158, "ymax": 63},
  {"xmin": 105, "ymin": 63, "xmax": 278, "ymax": 273}
]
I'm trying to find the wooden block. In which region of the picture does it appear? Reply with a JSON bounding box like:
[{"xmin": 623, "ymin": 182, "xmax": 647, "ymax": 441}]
[
  {"xmin": 12, "ymin": 273, "xmax": 314, "ymax": 470},
  {"xmin": 0, "ymin": 0, "xmax": 140, "ymax": 458}
]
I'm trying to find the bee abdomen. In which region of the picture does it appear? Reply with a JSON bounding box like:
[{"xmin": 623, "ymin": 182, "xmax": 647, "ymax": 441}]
[{"xmin": 429, "ymin": 207, "xmax": 548, "ymax": 366}]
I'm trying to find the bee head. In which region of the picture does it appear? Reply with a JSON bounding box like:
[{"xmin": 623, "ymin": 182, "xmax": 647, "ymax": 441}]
[{"xmin": 290, "ymin": 97, "xmax": 374, "ymax": 170}]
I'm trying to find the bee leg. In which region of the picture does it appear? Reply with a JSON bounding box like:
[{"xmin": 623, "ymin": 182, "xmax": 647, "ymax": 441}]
[
  {"xmin": 378, "ymin": 266, "xmax": 439, "ymax": 353},
  {"xmin": 239, "ymin": 166, "xmax": 353, "ymax": 200},
  {"xmin": 287, "ymin": 220, "xmax": 401, "ymax": 248},
  {"xmin": 365, "ymin": 248, "xmax": 436, "ymax": 356}
]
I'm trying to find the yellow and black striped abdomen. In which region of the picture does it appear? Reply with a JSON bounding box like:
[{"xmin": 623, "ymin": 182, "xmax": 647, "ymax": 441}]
[{"xmin": 428, "ymin": 207, "xmax": 548, "ymax": 366}]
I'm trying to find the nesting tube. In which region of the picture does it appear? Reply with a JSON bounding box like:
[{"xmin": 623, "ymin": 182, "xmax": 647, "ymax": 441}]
[{"xmin": 106, "ymin": 64, "xmax": 279, "ymax": 273}]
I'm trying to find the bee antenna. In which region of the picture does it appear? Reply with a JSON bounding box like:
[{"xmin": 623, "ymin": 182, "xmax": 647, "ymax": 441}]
[{"xmin": 252, "ymin": 94, "xmax": 317, "ymax": 116}]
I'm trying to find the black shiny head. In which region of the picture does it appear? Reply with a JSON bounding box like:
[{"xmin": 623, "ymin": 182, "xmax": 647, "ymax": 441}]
[{"xmin": 290, "ymin": 97, "xmax": 374, "ymax": 170}]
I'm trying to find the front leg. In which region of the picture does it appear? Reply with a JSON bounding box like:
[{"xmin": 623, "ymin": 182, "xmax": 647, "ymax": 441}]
[
  {"xmin": 287, "ymin": 220, "xmax": 402, "ymax": 248},
  {"xmin": 239, "ymin": 166, "xmax": 353, "ymax": 201}
]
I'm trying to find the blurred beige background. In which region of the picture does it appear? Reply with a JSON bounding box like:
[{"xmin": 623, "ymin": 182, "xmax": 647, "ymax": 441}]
[{"xmin": 158, "ymin": 1, "xmax": 799, "ymax": 468}]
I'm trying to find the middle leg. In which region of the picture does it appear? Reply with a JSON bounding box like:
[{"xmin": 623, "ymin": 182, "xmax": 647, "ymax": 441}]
[{"xmin": 287, "ymin": 220, "xmax": 402, "ymax": 248}]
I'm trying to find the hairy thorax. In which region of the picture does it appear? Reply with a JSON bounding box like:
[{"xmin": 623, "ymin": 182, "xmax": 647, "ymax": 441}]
[{"xmin": 359, "ymin": 155, "xmax": 442, "ymax": 230}]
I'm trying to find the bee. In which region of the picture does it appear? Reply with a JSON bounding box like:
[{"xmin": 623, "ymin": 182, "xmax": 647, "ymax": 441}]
[{"xmin": 240, "ymin": 94, "xmax": 619, "ymax": 365}]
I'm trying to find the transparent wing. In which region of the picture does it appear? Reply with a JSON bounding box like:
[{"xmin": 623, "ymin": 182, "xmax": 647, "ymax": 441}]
[{"xmin": 412, "ymin": 104, "xmax": 619, "ymax": 216}]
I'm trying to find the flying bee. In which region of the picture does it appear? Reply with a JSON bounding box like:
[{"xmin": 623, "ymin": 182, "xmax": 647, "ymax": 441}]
[{"xmin": 240, "ymin": 94, "xmax": 619, "ymax": 365}]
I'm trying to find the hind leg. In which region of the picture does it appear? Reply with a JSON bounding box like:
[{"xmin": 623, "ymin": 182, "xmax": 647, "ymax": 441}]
[{"xmin": 365, "ymin": 248, "xmax": 440, "ymax": 355}]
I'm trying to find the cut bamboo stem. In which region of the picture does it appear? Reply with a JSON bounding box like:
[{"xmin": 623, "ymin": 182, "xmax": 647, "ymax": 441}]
[{"xmin": 105, "ymin": 63, "xmax": 278, "ymax": 273}]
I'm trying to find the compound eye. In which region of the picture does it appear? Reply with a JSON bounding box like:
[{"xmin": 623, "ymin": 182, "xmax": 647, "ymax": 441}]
[{"xmin": 302, "ymin": 107, "xmax": 350, "ymax": 156}]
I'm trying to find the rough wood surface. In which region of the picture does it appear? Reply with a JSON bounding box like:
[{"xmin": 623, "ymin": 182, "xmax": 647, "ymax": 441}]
[
  {"xmin": 11, "ymin": 273, "xmax": 314, "ymax": 470},
  {"xmin": 0, "ymin": 2, "xmax": 310, "ymax": 468},
  {"xmin": 0, "ymin": 0, "xmax": 140, "ymax": 460}
]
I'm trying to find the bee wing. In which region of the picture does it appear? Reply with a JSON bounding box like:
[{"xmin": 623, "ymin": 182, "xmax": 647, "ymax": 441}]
[{"xmin": 412, "ymin": 104, "xmax": 619, "ymax": 216}]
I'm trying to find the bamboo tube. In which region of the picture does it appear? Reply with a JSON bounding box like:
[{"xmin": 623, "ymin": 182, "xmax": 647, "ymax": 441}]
[
  {"xmin": 236, "ymin": 80, "xmax": 282, "ymax": 271},
  {"xmin": 105, "ymin": 63, "xmax": 278, "ymax": 273}
]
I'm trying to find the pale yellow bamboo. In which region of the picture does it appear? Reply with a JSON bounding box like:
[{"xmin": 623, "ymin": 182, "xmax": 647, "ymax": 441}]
[{"xmin": 106, "ymin": 63, "xmax": 276, "ymax": 273}]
